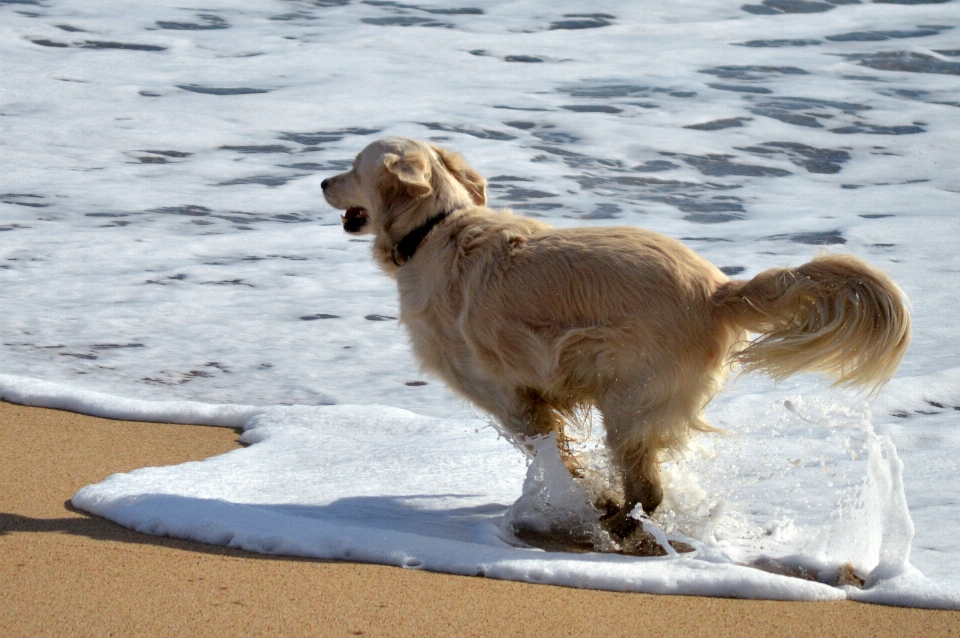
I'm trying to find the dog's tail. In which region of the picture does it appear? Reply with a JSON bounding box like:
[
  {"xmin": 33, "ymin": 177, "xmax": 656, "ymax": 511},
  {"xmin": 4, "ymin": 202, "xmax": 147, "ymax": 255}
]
[{"xmin": 712, "ymin": 254, "xmax": 910, "ymax": 391}]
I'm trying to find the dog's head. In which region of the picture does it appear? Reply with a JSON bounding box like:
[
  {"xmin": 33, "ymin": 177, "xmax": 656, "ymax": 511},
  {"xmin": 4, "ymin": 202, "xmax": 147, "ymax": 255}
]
[{"xmin": 321, "ymin": 137, "xmax": 487, "ymax": 241}]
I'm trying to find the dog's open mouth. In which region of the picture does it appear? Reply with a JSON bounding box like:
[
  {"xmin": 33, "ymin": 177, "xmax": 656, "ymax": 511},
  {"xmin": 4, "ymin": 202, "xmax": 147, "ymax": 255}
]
[{"xmin": 341, "ymin": 207, "xmax": 369, "ymax": 233}]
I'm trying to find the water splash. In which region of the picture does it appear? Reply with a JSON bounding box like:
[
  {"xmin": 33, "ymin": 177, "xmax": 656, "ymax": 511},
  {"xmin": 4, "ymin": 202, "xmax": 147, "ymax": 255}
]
[{"xmin": 500, "ymin": 393, "xmax": 920, "ymax": 590}]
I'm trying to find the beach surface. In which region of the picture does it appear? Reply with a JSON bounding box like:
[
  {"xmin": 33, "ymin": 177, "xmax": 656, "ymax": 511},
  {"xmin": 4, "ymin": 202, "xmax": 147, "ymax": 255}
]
[{"xmin": 2, "ymin": 400, "xmax": 958, "ymax": 637}]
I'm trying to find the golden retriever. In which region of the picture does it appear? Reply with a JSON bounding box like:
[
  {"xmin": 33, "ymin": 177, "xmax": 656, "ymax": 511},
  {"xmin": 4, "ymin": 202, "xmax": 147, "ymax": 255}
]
[{"xmin": 321, "ymin": 137, "xmax": 911, "ymax": 538}]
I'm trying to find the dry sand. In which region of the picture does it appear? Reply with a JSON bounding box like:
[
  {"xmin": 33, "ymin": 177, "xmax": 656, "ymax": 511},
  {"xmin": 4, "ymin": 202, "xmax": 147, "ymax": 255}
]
[{"xmin": 1, "ymin": 400, "xmax": 958, "ymax": 637}]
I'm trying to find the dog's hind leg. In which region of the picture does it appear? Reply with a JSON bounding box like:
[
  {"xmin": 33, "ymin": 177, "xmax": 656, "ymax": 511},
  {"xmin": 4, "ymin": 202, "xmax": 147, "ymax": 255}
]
[
  {"xmin": 600, "ymin": 424, "xmax": 664, "ymax": 539},
  {"xmin": 598, "ymin": 390, "xmax": 703, "ymax": 539}
]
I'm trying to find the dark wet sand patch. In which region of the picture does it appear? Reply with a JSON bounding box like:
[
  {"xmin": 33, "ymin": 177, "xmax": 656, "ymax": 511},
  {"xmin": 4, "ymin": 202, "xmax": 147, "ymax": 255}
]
[
  {"xmin": 741, "ymin": 0, "xmax": 844, "ymax": 15},
  {"xmin": 685, "ymin": 117, "xmax": 752, "ymax": 131},
  {"xmin": 150, "ymin": 205, "xmax": 212, "ymax": 217},
  {"xmin": 217, "ymin": 175, "xmax": 304, "ymax": 187},
  {"xmin": 60, "ymin": 352, "xmax": 97, "ymax": 360},
  {"xmin": 674, "ymin": 197, "xmax": 747, "ymax": 220},
  {"xmin": 420, "ymin": 122, "xmax": 517, "ymax": 140},
  {"xmin": 735, "ymin": 39, "xmax": 822, "ymax": 47},
  {"xmin": 143, "ymin": 150, "xmax": 193, "ymax": 158},
  {"xmin": 269, "ymin": 12, "xmax": 316, "ymax": 21},
  {"xmin": 549, "ymin": 14, "xmax": 615, "ymax": 30},
  {"xmin": 532, "ymin": 131, "xmax": 579, "ymax": 144},
  {"xmin": 2, "ymin": 193, "xmax": 50, "ymax": 207},
  {"xmin": 736, "ymin": 142, "xmax": 850, "ymax": 174},
  {"xmin": 146, "ymin": 206, "xmax": 315, "ymax": 225},
  {"xmin": 488, "ymin": 175, "xmax": 534, "ymax": 182},
  {"xmin": 91, "ymin": 343, "xmax": 145, "ymax": 350},
  {"xmin": 831, "ymin": 123, "xmax": 924, "ymax": 135},
  {"xmin": 512, "ymin": 203, "xmax": 563, "ymax": 211},
  {"xmin": 493, "ymin": 105, "xmax": 551, "ymax": 112},
  {"xmin": 660, "ymin": 152, "xmax": 791, "ymax": 178},
  {"xmin": 881, "ymin": 88, "xmax": 960, "ymax": 107},
  {"xmin": 632, "ymin": 160, "xmax": 679, "ymax": 172},
  {"xmin": 220, "ymin": 145, "xmax": 292, "ymax": 154},
  {"xmin": 748, "ymin": 96, "xmax": 868, "ymax": 129},
  {"xmin": 707, "ymin": 83, "xmax": 772, "ymax": 94},
  {"xmin": 530, "ymin": 145, "xmax": 627, "ymax": 170},
  {"xmin": 699, "ymin": 65, "xmax": 808, "ymax": 81},
  {"xmin": 30, "ymin": 38, "xmax": 69, "ymax": 47},
  {"xmin": 826, "ymin": 27, "xmax": 949, "ymax": 42},
  {"xmin": 573, "ymin": 175, "xmax": 745, "ymax": 221},
  {"xmin": 421, "ymin": 7, "xmax": 483, "ymax": 15},
  {"xmin": 559, "ymin": 83, "xmax": 696, "ymax": 101},
  {"xmin": 579, "ymin": 203, "xmax": 621, "ymax": 220},
  {"xmin": 200, "ymin": 279, "xmax": 254, "ymax": 287},
  {"xmin": 776, "ymin": 230, "xmax": 847, "ymax": 245},
  {"xmin": 361, "ymin": 16, "xmax": 453, "ymax": 27},
  {"xmin": 178, "ymin": 85, "xmax": 271, "ymax": 95},
  {"xmin": 492, "ymin": 187, "xmax": 558, "ymax": 201},
  {"xmin": 156, "ymin": 14, "xmax": 229, "ymax": 30},
  {"xmin": 280, "ymin": 128, "xmax": 380, "ymax": 145},
  {"xmin": 279, "ymin": 160, "xmax": 353, "ymax": 172},
  {"xmin": 141, "ymin": 366, "xmax": 231, "ymax": 386},
  {"xmin": 846, "ymin": 52, "xmax": 960, "ymax": 76},
  {"xmin": 361, "ymin": 0, "xmax": 482, "ymax": 15},
  {"xmin": 560, "ymin": 105, "xmax": 623, "ymax": 113},
  {"xmin": 80, "ymin": 41, "xmax": 167, "ymax": 51}
]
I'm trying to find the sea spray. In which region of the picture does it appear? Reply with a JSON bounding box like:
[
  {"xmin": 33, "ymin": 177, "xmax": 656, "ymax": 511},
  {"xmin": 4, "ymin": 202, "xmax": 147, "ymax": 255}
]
[
  {"xmin": 500, "ymin": 392, "xmax": 923, "ymax": 589},
  {"xmin": 501, "ymin": 434, "xmax": 617, "ymax": 553},
  {"xmin": 806, "ymin": 403, "xmax": 917, "ymax": 586}
]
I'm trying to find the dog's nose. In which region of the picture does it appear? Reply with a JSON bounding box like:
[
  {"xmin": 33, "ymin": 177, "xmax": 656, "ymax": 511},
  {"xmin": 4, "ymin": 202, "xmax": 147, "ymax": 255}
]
[{"xmin": 321, "ymin": 178, "xmax": 330, "ymax": 191}]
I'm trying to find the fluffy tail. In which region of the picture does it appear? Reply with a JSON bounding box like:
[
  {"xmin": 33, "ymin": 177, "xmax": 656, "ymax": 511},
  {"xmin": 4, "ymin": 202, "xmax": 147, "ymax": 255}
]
[{"xmin": 712, "ymin": 254, "xmax": 911, "ymax": 390}]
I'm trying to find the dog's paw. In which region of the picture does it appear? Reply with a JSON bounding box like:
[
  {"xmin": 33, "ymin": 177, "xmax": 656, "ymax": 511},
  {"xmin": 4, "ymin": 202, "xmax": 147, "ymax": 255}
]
[
  {"xmin": 600, "ymin": 507, "xmax": 640, "ymax": 540},
  {"xmin": 616, "ymin": 526, "xmax": 695, "ymax": 557}
]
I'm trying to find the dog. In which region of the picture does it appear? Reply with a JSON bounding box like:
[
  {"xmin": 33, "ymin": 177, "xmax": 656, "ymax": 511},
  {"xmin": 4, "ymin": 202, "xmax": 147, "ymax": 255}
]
[{"xmin": 322, "ymin": 137, "xmax": 911, "ymax": 538}]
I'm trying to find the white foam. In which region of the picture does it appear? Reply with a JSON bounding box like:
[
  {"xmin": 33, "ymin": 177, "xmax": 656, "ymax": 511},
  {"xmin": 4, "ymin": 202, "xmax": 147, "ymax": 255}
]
[{"xmin": 0, "ymin": 373, "xmax": 940, "ymax": 605}]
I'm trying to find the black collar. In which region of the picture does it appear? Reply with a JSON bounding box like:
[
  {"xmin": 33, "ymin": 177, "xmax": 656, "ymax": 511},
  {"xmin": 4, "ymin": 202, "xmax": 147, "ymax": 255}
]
[{"xmin": 391, "ymin": 210, "xmax": 453, "ymax": 266}]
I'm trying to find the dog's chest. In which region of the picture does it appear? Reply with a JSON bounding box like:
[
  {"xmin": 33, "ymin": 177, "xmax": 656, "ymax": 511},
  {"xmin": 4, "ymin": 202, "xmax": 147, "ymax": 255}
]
[{"xmin": 396, "ymin": 264, "xmax": 475, "ymax": 376}]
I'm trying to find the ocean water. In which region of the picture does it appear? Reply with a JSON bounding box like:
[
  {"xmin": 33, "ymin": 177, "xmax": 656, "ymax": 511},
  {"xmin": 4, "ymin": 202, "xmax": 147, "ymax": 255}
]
[{"xmin": 3, "ymin": 0, "xmax": 960, "ymax": 606}]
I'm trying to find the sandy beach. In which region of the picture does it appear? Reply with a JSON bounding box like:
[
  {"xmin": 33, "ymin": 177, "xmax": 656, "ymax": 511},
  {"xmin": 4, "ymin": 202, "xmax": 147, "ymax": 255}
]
[{"xmin": 1, "ymin": 399, "xmax": 958, "ymax": 637}]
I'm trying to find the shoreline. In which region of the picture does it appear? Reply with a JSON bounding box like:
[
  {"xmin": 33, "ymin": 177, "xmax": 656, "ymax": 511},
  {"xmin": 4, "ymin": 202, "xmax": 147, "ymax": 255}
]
[{"xmin": 2, "ymin": 400, "xmax": 958, "ymax": 636}]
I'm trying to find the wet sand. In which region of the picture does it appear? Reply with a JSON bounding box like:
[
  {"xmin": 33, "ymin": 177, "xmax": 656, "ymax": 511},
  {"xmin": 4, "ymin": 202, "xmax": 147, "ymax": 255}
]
[{"xmin": 2, "ymin": 400, "xmax": 958, "ymax": 637}]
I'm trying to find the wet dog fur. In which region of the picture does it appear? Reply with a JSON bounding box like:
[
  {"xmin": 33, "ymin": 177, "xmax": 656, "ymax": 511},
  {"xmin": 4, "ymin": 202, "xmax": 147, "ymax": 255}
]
[{"xmin": 322, "ymin": 137, "xmax": 911, "ymax": 537}]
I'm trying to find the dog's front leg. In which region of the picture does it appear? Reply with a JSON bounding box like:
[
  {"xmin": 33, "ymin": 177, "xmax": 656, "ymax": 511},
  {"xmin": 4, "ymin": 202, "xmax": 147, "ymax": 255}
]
[
  {"xmin": 454, "ymin": 377, "xmax": 562, "ymax": 454},
  {"xmin": 487, "ymin": 387, "xmax": 561, "ymax": 455}
]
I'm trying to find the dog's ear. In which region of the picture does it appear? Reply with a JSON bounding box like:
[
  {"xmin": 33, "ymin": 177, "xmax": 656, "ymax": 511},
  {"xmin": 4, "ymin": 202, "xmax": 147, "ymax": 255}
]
[
  {"xmin": 382, "ymin": 152, "xmax": 433, "ymax": 199},
  {"xmin": 432, "ymin": 145, "xmax": 487, "ymax": 206}
]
